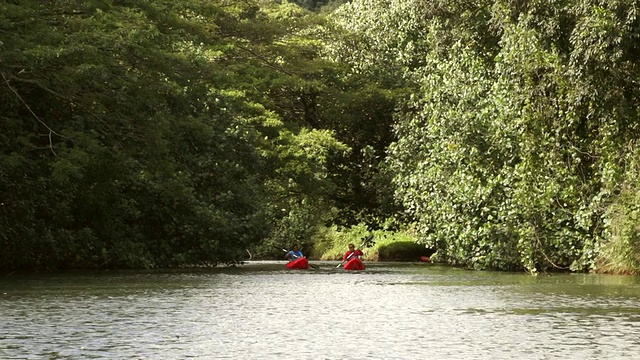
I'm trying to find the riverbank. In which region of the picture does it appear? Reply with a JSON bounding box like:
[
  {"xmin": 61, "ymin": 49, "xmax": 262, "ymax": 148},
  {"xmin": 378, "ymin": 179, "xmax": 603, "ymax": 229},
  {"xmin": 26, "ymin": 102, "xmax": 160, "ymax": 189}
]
[{"xmin": 308, "ymin": 223, "xmax": 436, "ymax": 262}]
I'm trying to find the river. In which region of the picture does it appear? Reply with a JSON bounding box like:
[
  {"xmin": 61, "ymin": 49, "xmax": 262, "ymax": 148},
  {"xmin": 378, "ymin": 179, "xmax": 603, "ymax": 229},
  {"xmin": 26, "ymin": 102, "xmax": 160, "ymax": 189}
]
[{"xmin": 1, "ymin": 261, "xmax": 639, "ymax": 359}]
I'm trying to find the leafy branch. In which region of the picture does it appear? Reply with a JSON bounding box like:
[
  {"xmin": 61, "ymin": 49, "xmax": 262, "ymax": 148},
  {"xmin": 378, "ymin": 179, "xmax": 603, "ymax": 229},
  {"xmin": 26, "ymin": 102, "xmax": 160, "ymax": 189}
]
[{"xmin": 2, "ymin": 72, "xmax": 67, "ymax": 157}]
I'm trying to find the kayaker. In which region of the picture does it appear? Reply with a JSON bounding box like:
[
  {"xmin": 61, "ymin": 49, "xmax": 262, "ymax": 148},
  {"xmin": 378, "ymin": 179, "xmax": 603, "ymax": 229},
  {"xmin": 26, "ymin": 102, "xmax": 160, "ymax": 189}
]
[
  {"xmin": 285, "ymin": 245, "xmax": 304, "ymax": 261},
  {"xmin": 343, "ymin": 243, "xmax": 363, "ymax": 261}
]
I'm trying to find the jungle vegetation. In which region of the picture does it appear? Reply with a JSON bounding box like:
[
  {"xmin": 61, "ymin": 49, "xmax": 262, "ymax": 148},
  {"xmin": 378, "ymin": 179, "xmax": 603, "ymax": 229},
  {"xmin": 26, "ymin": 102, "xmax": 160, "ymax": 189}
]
[{"xmin": 1, "ymin": 0, "xmax": 639, "ymax": 274}]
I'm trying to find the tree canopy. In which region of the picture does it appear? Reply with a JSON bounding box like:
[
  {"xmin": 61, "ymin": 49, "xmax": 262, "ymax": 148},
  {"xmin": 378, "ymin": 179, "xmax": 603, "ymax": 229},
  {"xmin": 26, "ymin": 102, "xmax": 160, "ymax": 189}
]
[
  {"xmin": 0, "ymin": 0, "xmax": 348, "ymax": 270},
  {"xmin": 2, "ymin": 0, "xmax": 639, "ymax": 273},
  {"xmin": 331, "ymin": 0, "xmax": 640, "ymax": 272}
]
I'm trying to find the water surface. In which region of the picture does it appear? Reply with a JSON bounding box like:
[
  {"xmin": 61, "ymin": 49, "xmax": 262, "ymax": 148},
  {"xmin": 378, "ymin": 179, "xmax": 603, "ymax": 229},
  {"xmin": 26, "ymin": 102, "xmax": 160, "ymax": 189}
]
[{"xmin": 1, "ymin": 262, "xmax": 639, "ymax": 359}]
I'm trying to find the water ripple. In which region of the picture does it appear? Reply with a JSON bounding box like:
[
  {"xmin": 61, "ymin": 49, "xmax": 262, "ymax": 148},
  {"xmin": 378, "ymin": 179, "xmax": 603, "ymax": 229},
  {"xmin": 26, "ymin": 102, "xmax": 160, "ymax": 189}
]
[{"xmin": 1, "ymin": 264, "xmax": 639, "ymax": 359}]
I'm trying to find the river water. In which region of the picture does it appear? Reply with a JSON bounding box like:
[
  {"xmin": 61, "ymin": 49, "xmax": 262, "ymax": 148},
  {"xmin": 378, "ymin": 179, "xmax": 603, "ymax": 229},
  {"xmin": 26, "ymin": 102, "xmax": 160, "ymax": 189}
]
[{"xmin": 1, "ymin": 261, "xmax": 639, "ymax": 359}]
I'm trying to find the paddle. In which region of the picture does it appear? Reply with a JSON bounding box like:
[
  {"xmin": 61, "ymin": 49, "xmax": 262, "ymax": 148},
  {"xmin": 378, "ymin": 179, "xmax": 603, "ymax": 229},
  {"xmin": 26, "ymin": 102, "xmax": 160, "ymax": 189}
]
[
  {"xmin": 336, "ymin": 235, "xmax": 375, "ymax": 268},
  {"xmin": 279, "ymin": 246, "xmax": 319, "ymax": 269}
]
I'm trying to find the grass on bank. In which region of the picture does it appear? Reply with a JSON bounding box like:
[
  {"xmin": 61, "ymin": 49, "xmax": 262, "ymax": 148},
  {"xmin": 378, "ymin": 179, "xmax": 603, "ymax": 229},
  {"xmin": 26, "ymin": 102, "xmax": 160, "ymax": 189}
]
[
  {"xmin": 597, "ymin": 183, "xmax": 640, "ymax": 275},
  {"xmin": 310, "ymin": 223, "xmax": 434, "ymax": 262}
]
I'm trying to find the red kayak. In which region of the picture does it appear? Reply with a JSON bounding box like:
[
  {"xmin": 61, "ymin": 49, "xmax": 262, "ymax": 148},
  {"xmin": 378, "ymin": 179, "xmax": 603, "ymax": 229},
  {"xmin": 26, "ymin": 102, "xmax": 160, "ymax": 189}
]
[
  {"xmin": 343, "ymin": 258, "xmax": 365, "ymax": 270},
  {"xmin": 286, "ymin": 257, "xmax": 309, "ymax": 270}
]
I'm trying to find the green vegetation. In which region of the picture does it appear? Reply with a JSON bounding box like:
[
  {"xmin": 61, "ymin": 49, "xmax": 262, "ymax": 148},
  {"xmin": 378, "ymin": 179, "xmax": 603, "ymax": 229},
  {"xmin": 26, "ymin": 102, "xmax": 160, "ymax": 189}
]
[
  {"xmin": 2, "ymin": 0, "xmax": 639, "ymax": 274},
  {"xmin": 1, "ymin": 0, "xmax": 348, "ymax": 270},
  {"xmin": 331, "ymin": 0, "xmax": 640, "ymax": 274},
  {"xmin": 599, "ymin": 151, "xmax": 640, "ymax": 274},
  {"xmin": 311, "ymin": 223, "xmax": 425, "ymax": 261}
]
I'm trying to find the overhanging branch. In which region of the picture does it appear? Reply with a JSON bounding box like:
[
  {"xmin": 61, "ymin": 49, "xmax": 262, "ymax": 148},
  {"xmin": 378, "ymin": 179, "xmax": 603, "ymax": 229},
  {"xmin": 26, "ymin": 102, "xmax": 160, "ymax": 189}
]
[{"xmin": 2, "ymin": 72, "xmax": 67, "ymax": 157}]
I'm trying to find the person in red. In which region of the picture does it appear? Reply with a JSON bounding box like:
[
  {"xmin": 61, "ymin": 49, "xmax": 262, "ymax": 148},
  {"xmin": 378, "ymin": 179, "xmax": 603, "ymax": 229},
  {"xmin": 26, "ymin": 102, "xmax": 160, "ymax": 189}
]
[{"xmin": 343, "ymin": 243, "xmax": 363, "ymax": 261}]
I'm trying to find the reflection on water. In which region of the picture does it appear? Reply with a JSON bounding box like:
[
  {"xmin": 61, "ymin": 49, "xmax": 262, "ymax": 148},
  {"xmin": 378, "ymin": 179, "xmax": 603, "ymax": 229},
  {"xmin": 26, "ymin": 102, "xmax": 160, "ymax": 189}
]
[{"xmin": 1, "ymin": 262, "xmax": 639, "ymax": 359}]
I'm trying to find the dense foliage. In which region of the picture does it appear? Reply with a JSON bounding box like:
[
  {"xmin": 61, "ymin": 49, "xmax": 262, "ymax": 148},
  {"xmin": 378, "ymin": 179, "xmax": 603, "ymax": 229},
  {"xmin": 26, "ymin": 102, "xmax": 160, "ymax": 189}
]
[
  {"xmin": 332, "ymin": 0, "xmax": 640, "ymax": 272},
  {"xmin": 3, "ymin": 0, "xmax": 639, "ymax": 273},
  {"xmin": 0, "ymin": 0, "xmax": 348, "ymax": 270}
]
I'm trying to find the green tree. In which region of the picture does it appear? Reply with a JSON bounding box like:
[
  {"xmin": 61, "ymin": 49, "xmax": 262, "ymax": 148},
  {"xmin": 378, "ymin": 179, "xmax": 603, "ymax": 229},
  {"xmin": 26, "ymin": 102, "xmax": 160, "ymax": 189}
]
[
  {"xmin": 336, "ymin": 0, "xmax": 640, "ymax": 272},
  {"xmin": 0, "ymin": 0, "xmax": 346, "ymax": 270}
]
